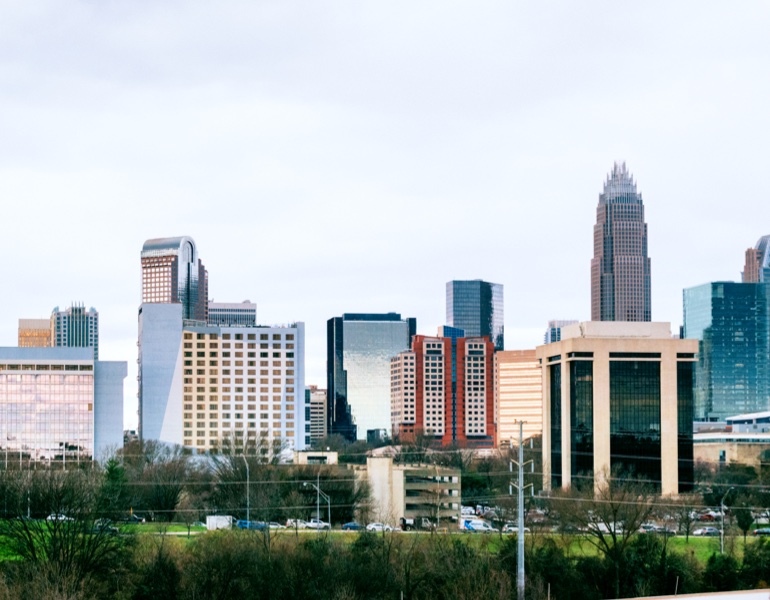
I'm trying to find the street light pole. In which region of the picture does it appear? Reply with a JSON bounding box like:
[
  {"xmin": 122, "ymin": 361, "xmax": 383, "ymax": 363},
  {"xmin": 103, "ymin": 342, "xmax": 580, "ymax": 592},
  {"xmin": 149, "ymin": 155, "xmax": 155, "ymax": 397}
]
[
  {"xmin": 242, "ymin": 455, "xmax": 250, "ymax": 524},
  {"xmin": 305, "ymin": 475, "xmax": 331, "ymax": 531},
  {"xmin": 720, "ymin": 487, "xmax": 734, "ymax": 554}
]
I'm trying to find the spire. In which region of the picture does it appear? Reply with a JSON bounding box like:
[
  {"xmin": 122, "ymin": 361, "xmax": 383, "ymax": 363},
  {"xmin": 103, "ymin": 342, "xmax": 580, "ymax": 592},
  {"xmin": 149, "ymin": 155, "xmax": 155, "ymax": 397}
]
[{"xmin": 600, "ymin": 160, "xmax": 639, "ymax": 203}]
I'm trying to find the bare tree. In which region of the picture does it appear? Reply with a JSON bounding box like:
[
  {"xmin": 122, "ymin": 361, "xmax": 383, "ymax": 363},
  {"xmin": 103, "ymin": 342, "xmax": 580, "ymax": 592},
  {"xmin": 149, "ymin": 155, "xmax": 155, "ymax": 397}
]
[
  {"xmin": 667, "ymin": 493, "xmax": 703, "ymax": 542},
  {"xmin": 548, "ymin": 465, "xmax": 657, "ymax": 599}
]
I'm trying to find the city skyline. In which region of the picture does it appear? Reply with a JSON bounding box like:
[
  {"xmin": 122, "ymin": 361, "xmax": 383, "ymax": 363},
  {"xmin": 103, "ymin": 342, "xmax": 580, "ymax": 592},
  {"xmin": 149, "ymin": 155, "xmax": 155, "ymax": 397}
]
[{"xmin": 2, "ymin": 3, "xmax": 769, "ymax": 430}]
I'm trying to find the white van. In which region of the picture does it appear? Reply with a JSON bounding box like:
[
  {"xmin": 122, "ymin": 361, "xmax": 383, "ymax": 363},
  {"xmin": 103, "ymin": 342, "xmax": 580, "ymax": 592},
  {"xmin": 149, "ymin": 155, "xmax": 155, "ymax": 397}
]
[{"xmin": 461, "ymin": 518, "xmax": 499, "ymax": 533}]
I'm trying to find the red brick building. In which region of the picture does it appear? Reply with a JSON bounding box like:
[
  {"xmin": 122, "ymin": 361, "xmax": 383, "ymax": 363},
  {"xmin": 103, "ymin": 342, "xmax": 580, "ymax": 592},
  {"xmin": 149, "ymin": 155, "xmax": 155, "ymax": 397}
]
[{"xmin": 391, "ymin": 334, "xmax": 495, "ymax": 448}]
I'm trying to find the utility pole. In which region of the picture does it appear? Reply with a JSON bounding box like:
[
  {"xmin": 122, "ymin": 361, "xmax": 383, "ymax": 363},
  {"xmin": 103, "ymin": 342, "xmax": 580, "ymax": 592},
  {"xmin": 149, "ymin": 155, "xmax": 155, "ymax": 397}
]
[
  {"xmin": 509, "ymin": 421, "xmax": 531, "ymax": 600},
  {"xmin": 242, "ymin": 455, "xmax": 250, "ymax": 524}
]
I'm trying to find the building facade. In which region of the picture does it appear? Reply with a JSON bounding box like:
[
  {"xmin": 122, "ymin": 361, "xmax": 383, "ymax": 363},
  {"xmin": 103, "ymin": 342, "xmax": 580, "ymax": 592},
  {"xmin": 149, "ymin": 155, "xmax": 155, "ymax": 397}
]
[
  {"xmin": 208, "ymin": 301, "xmax": 257, "ymax": 326},
  {"xmin": 544, "ymin": 320, "xmax": 578, "ymax": 344},
  {"xmin": 495, "ymin": 350, "xmax": 542, "ymax": 444},
  {"xmin": 590, "ymin": 162, "xmax": 651, "ymax": 322},
  {"xmin": 327, "ymin": 313, "xmax": 416, "ymax": 441},
  {"xmin": 743, "ymin": 235, "xmax": 770, "ymax": 283},
  {"xmin": 139, "ymin": 305, "xmax": 307, "ymax": 452},
  {"xmin": 306, "ymin": 385, "xmax": 327, "ymax": 443},
  {"xmin": 139, "ymin": 236, "xmax": 307, "ymax": 452},
  {"xmin": 52, "ymin": 304, "xmax": 99, "ymax": 359},
  {"xmin": 0, "ymin": 347, "xmax": 125, "ymax": 464},
  {"xmin": 391, "ymin": 334, "xmax": 496, "ymax": 448},
  {"xmin": 537, "ymin": 322, "xmax": 696, "ymax": 495},
  {"xmin": 141, "ymin": 236, "xmax": 208, "ymax": 321},
  {"xmin": 683, "ymin": 282, "xmax": 770, "ymax": 421},
  {"xmin": 355, "ymin": 457, "xmax": 461, "ymax": 527},
  {"xmin": 18, "ymin": 318, "xmax": 52, "ymax": 348},
  {"xmin": 446, "ymin": 280, "xmax": 504, "ymax": 350}
]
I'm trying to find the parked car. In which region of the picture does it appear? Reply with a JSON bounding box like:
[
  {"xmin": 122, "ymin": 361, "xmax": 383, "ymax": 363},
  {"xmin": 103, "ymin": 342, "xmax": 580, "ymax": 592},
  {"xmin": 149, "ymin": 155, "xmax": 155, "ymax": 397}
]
[
  {"xmin": 122, "ymin": 514, "xmax": 146, "ymax": 524},
  {"xmin": 342, "ymin": 521, "xmax": 364, "ymax": 531},
  {"xmin": 753, "ymin": 528, "xmax": 770, "ymax": 536},
  {"xmin": 306, "ymin": 518, "xmax": 331, "ymax": 530},
  {"xmin": 46, "ymin": 514, "xmax": 73, "ymax": 522},
  {"xmin": 502, "ymin": 523, "xmax": 530, "ymax": 534},
  {"xmin": 92, "ymin": 519, "xmax": 119, "ymax": 535},
  {"xmin": 236, "ymin": 520, "xmax": 267, "ymax": 530},
  {"xmin": 654, "ymin": 525, "xmax": 677, "ymax": 535},
  {"xmin": 366, "ymin": 522, "xmax": 393, "ymax": 532},
  {"xmin": 693, "ymin": 526, "xmax": 720, "ymax": 536},
  {"xmin": 268, "ymin": 522, "xmax": 286, "ymax": 529},
  {"xmin": 286, "ymin": 518, "xmax": 309, "ymax": 529}
]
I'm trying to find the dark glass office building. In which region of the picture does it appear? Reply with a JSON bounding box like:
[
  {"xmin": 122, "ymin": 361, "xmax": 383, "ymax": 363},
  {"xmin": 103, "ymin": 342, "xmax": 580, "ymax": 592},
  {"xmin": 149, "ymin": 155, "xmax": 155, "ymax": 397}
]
[
  {"xmin": 538, "ymin": 321, "xmax": 696, "ymax": 495},
  {"xmin": 683, "ymin": 282, "xmax": 770, "ymax": 421},
  {"xmin": 590, "ymin": 162, "xmax": 651, "ymax": 322},
  {"xmin": 446, "ymin": 280, "xmax": 504, "ymax": 351},
  {"xmin": 327, "ymin": 313, "xmax": 416, "ymax": 442}
]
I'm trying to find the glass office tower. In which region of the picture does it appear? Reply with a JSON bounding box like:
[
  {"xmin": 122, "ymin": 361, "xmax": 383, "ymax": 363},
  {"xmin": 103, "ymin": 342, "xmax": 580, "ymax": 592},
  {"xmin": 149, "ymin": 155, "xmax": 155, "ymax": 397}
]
[
  {"xmin": 590, "ymin": 162, "xmax": 651, "ymax": 322},
  {"xmin": 141, "ymin": 236, "xmax": 208, "ymax": 321},
  {"xmin": 446, "ymin": 280, "xmax": 504, "ymax": 351},
  {"xmin": 327, "ymin": 313, "xmax": 416, "ymax": 441},
  {"xmin": 743, "ymin": 235, "xmax": 770, "ymax": 283},
  {"xmin": 52, "ymin": 304, "xmax": 99, "ymax": 359},
  {"xmin": 683, "ymin": 282, "xmax": 770, "ymax": 421}
]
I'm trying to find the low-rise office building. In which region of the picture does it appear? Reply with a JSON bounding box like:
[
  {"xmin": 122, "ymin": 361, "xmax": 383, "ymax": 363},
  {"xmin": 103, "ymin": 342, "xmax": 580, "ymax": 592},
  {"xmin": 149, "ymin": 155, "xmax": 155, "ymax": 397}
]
[
  {"xmin": 537, "ymin": 321, "xmax": 697, "ymax": 496},
  {"xmin": 355, "ymin": 456, "xmax": 461, "ymax": 527},
  {"xmin": 0, "ymin": 347, "xmax": 125, "ymax": 463}
]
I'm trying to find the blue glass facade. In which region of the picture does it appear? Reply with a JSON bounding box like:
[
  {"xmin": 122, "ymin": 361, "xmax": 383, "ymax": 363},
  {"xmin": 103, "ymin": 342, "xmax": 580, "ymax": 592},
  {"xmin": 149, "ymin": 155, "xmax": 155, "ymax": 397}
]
[
  {"xmin": 446, "ymin": 280, "xmax": 504, "ymax": 351},
  {"xmin": 327, "ymin": 313, "xmax": 416, "ymax": 441},
  {"xmin": 683, "ymin": 282, "xmax": 770, "ymax": 421}
]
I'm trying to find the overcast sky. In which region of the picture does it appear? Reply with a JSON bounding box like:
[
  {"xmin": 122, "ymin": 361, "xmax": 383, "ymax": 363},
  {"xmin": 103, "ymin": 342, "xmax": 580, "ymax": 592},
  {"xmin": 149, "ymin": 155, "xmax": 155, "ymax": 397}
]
[{"xmin": 1, "ymin": 2, "xmax": 768, "ymax": 429}]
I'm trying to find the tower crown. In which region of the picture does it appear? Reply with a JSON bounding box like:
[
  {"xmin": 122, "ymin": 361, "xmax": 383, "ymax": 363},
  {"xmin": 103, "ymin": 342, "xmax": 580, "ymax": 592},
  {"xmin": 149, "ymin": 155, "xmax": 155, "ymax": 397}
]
[{"xmin": 600, "ymin": 161, "xmax": 640, "ymax": 203}]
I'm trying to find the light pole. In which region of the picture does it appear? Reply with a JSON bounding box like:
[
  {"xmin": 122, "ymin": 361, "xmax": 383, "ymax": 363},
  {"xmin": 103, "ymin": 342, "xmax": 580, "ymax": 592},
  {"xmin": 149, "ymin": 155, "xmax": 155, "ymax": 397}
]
[
  {"xmin": 720, "ymin": 486, "xmax": 734, "ymax": 554},
  {"xmin": 304, "ymin": 472, "xmax": 331, "ymax": 530},
  {"xmin": 242, "ymin": 455, "xmax": 250, "ymax": 524}
]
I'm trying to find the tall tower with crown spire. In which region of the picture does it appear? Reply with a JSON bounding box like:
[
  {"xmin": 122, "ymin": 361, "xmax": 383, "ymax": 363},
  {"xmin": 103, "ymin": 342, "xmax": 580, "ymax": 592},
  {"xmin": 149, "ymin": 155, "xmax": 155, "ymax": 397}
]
[{"xmin": 590, "ymin": 162, "xmax": 651, "ymax": 321}]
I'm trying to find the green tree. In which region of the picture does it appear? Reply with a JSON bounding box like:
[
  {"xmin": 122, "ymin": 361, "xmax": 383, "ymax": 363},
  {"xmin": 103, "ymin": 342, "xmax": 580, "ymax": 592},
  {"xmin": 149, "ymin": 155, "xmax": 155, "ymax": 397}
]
[{"xmin": 734, "ymin": 498, "xmax": 755, "ymax": 543}]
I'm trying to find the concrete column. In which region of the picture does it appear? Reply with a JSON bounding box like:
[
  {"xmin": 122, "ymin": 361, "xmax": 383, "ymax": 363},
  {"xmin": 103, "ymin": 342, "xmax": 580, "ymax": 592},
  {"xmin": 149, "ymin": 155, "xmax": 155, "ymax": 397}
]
[
  {"xmin": 660, "ymin": 348, "xmax": 679, "ymax": 496},
  {"xmin": 542, "ymin": 360, "xmax": 551, "ymax": 492},
  {"xmin": 561, "ymin": 359, "xmax": 571, "ymax": 488},
  {"xmin": 593, "ymin": 349, "xmax": 611, "ymax": 494}
]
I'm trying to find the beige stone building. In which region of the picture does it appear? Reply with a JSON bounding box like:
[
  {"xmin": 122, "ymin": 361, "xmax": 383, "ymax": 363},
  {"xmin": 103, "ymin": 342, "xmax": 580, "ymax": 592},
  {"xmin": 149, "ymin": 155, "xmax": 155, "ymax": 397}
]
[
  {"xmin": 495, "ymin": 350, "xmax": 542, "ymax": 445},
  {"xmin": 354, "ymin": 457, "xmax": 461, "ymax": 527},
  {"xmin": 537, "ymin": 322, "xmax": 697, "ymax": 496},
  {"xmin": 694, "ymin": 432, "xmax": 770, "ymax": 469}
]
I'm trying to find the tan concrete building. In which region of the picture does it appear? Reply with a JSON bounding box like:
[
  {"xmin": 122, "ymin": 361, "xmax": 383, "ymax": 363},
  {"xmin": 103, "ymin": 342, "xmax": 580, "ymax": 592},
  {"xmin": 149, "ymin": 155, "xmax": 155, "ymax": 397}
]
[
  {"xmin": 18, "ymin": 318, "xmax": 52, "ymax": 348},
  {"xmin": 294, "ymin": 450, "xmax": 338, "ymax": 465},
  {"xmin": 354, "ymin": 457, "xmax": 461, "ymax": 527},
  {"xmin": 694, "ymin": 432, "xmax": 770, "ymax": 469},
  {"xmin": 495, "ymin": 350, "xmax": 542, "ymax": 445},
  {"xmin": 537, "ymin": 322, "xmax": 697, "ymax": 496},
  {"xmin": 307, "ymin": 385, "xmax": 328, "ymax": 443}
]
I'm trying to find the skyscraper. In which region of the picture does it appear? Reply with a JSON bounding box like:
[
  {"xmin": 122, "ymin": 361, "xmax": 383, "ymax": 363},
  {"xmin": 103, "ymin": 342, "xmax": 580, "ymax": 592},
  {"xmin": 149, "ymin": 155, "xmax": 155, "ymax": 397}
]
[
  {"xmin": 683, "ymin": 281, "xmax": 770, "ymax": 421},
  {"xmin": 327, "ymin": 313, "xmax": 416, "ymax": 441},
  {"xmin": 141, "ymin": 236, "xmax": 208, "ymax": 321},
  {"xmin": 590, "ymin": 162, "xmax": 651, "ymax": 322},
  {"xmin": 544, "ymin": 320, "xmax": 578, "ymax": 344},
  {"xmin": 446, "ymin": 280, "xmax": 504, "ymax": 350},
  {"xmin": 743, "ymin": 235, "xmax": 770, "ymax": 283},
  {"xmin": 52, "ymin": 304, "xmax": 99, "ymax": 359},
  {"xmin": 139, "ymin": 236, "xmax": 307, "ymax": 452},
  {"xmin": 391, "ymin": 333, "xmax": 496, "ymax": 448}
]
